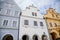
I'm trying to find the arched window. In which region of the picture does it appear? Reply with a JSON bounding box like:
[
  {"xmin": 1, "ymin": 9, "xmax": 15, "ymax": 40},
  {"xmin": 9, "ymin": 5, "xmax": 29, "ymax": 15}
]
[
  {"xmin": 2, "ymin": 34, "xmax": 13, "ymax": 40},
  {"xmin": 50, "ymin": 32, "xmax": 57, "ymax": 40},
  {"xmin": 42, "ymin": 35, "xmax": 47, "ymax": 40},
  {"xmin": 22, "ymin": 35, "xmax": 29, "ymax": 40},
  {"xmin": 33, "ymin": 35, "xmax": 38, "ymax": 40}
]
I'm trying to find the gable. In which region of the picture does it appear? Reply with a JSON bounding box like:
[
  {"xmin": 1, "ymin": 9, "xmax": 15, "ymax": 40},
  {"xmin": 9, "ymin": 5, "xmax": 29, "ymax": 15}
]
[
  {"xmin": 44, "ymin": 8, "xmax": 60, "ymax": 20},
  {"xmin": 21, "ymin": 5, "xmax": 43, "ymax": 18}
]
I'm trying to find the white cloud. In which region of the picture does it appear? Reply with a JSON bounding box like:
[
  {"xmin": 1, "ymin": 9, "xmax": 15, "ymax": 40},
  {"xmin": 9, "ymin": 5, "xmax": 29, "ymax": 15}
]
[
  {"xmin": 14, "ymin": 0, "xmax": 54, "ymax": 9},
  {"xmin": 15, "ymin": 0, "xmax": 33, "ymax": 9},
  {"xmin": 14, "ymin": 0, "xmax": 60, "ymax": 14}
]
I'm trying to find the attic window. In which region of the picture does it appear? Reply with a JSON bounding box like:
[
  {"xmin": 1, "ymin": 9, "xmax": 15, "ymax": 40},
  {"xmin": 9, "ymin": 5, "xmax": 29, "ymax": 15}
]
[
  {"xmin": 32, "ymin": 12, "xmax": 37, "ymax": 16},
  {"xmin": 26, "ymin": 7, "xmax": 30, "ymax": 9}
]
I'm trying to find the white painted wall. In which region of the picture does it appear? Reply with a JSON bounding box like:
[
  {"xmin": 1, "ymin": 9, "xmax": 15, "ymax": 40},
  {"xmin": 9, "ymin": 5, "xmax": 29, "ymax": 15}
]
[{"xmin": 19, "ymin": 5, "xmax": 50, "ymax": 40}]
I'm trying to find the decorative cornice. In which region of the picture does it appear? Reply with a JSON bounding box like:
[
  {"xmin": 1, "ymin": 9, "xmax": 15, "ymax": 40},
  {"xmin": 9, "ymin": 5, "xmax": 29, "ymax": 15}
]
[
  {"xmin": 0, "ymin": 14, "xmax": 19, "ymax": 18},
  {"xmin": 44, "ymin": 17, "xmax": 60, "ymax": 21},
  {"xmin": 21, "ymin": 15, "xmax": 44, "ymax": 19},
  {"xmin": 0, "ymin": 27, "xmax": 18, "ymax": 30}
]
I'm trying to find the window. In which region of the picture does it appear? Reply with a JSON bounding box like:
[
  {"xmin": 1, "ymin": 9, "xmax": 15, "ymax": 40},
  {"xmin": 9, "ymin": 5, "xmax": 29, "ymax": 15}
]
[
  {"xmin": 40, "ymin": 22, "xmax": 44, "ymax": 26},
  {"xmin": 3, "ymin": 20, "xmax": 8, "ymax": 26},
  {"xmin": 6, "ymin": 9, "xmax": 11, "ymax": 15},
  {"xmin": 20, "ymin": 12, "xmax": 22, "ymax": 16},
  {"xmin": 56, "ymin": 15, "xmax": 58, "ymax": 18},
  {"xmin": 59, "ymin": 30, "xmax": 60, "ymax": 35},
  {"xmin": 49, "ymin": 22, "xmax": 52, "ymax": 27},
  {"xmin": 24, "ymin": 20, "xmax": 29, "ymax": 25},
  {"xmin": 13, "ymin": 21, "xmax": 17, "ymax": 27},
  {"xmin": 52, "ymin": 14, "xmax": 54, "ymax": 17},
  {"xmin": 32, "ymin": 12, "xmax": 37, "ymax": 16},
  {"xmin": 42, "ymin": 35, "xmax": 48, "ymax": 40},
  {"xmin": 26, "ymin": 7, "xmax": 30, "ymax": 9},
  {"xmin": 54, "ymin": 23, "xmax": 57, "ymax": 27},
  {"xmin": 0, "ymin": 8, "xmax": 1, "ymax": 11},
  {"xmin": 35, "ymin": 13, "xmax": 37, "ymax": 16},
  {"xmin": 32, "ymin": 12, "xmax": 34, "ymax": 16},
  {"xmin": 33, "ymin": 35, "xmax": 38, "ymax": 40},
  {"xmin": 34, "ymin": 21, "xmax": 38, "ymax": 26},
  {"xmin": 15, "ymin": 11, "xmax": 18, "ymax": 16}
]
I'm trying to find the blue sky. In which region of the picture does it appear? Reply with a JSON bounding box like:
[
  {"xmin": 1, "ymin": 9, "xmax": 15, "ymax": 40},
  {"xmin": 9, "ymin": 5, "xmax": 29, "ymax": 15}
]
[
  {"xmin": 0, "ymin": 0, "xmax": 60, "ymax": 14},
  {"xmin": 14, "ymin": 0, "xmax": 60, "ymax": 14}
]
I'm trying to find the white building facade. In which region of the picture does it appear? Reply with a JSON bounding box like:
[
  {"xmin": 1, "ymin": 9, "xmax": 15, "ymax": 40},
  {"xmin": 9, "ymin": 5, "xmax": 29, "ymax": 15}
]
[
  {"xmin": 0, "ymin": 0, "xmax": 21, "ymax": 40},
  {"xmin": 19, "ymin": 5, "xmax": 50, "ymax": 40}
]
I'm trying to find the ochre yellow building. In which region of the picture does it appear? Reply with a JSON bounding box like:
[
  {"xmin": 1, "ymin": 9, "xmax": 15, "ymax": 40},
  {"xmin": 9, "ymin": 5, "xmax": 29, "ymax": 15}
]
[{"xmin": 44, "ymin": 8, "xmax": 60, "ymax": 40}]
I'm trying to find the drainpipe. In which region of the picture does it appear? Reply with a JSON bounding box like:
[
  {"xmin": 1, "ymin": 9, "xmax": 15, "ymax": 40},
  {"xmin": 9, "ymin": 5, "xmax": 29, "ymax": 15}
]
[{"xmin": 18, "ymin": 11, "xmax": 22, "ymax": 40}]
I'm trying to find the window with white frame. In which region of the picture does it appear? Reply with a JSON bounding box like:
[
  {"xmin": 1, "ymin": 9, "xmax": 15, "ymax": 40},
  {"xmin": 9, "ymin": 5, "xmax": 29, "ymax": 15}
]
[
  {"xmin": 6, "ymin": 9, "xmax": 11, "ymax": 15},
  {"xmin": 34, "ymin": 21, "xmax": 38, "ymax": 26},
  {"xmin": 35, "ymin": 13, "xmax": 37, "ymax": 16},
  {"xmin": 32, "ymin": 12, "xmax": 37, "ymax": 16},
  {"xmin": 14, "ymin": 11, "xmax": 18, "ymax": 16},
  {"xmin": 24, "ymin": 20, "xmax": 29, "ymax": 25},
  {"xmin": 0, "ymin": 8, "xmax": 2, "ymax": 11},
  {"xmin": 49, "ymin": 22, "xmax": 52, "ymax": 27},
  {"xmin": 3, "ymin": 20, "xmax": 8, "ymax": 26},
  {"xmin": 32, "ymin": 12, "xmax": 34, "ymax": 16},
  {"xmin": 40, "ymin": 22, "xmax": 44, "ymax": 26},
  {"xmin": 13, "ymin": 21, "xmax": 17, "ymax": 27}
]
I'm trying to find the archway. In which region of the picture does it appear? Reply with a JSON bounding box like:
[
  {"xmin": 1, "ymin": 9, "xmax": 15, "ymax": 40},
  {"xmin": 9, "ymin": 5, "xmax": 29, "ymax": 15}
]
[
  {"xmin": 56, "ymin": 38, "xmax": 60, "ymax": 40},
  {"xmin": 22, "ymin": 35, "xmax": 29, "ymax": 40},
  {"xmin": 33, "ymin": 35, "xmax": 38, "ymax": 40},
  {"xmin": 2, "ymin": 34, "xmax": 13, "ymax": 40},
  {"xmin": 50, "ymin": 32, "xmax": 57, "ymax": 40},
  {"xmin": 42, "ymin": 35, "xmax": 47, "ymax": 40}
]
